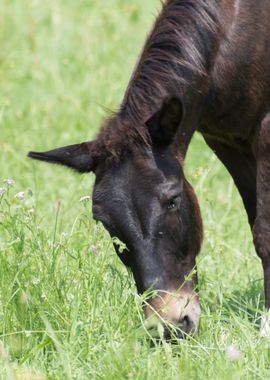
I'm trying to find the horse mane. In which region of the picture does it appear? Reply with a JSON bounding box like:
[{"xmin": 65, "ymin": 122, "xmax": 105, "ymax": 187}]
[
  {"xmin": 91, "ymin": 115, "xmax": 151, "ymax": 164},
  {"xmin": 93, "ymin": 0, "xmax": 221, "ymax": 163}
]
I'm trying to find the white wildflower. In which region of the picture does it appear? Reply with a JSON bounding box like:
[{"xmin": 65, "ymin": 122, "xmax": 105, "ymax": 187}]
[
  {"xmin": 80, "ymin": 195, "xmax": 91, "ymax": 202},
  {"xmin": 0, "ymin": 188, "xmax": 5, "ymax": 196},
  {"xmin": 225, "ymin": 345, "xmax": 242, "ymax": 361},
  {"xmin": 15, "ymin": 191, "xmax": 25, "ymax": 200},
  {"xmin": 91, "ymin": 245, "xmax": 97, "ymax": 253},
  {"xmin": 3, "ymin": 179, "xmax": 15, "ymax": 187}
]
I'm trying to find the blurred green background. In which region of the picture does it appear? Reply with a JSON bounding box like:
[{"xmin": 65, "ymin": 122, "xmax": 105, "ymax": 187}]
[{"xmin": 0, "ymin": 1, "xmax": 267, "ymax": 379}]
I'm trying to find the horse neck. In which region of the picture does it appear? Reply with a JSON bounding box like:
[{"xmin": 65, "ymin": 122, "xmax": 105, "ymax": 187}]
[{"xmin": 118, "ymin": 0, "xmax": 222, "ymax": 154}]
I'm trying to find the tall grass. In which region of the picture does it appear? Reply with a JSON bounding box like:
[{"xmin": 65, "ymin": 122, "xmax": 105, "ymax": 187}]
[{"xmin": 0, "ymin": 1, "xmax": 268, "ymax": 379}]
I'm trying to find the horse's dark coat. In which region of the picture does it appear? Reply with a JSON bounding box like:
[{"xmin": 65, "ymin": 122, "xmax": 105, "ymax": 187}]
[{"xmin": 28, "ymin": 0, "xmax": 270, "ymax": 338}]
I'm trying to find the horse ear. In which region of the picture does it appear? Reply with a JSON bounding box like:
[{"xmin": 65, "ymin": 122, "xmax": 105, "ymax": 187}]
[
  {"xmin": 28, "ymin": 142, "xmax": 96, "ymax": 173},
  {"xmin": 146, "ymin": 97, "xmax": 183, "ymax": 145}
]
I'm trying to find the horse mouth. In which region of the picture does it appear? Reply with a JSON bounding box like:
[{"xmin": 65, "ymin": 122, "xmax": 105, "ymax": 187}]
[
  {"xmin": 143, "ymin": 290, "xmax": 201, "ymax": 341},
  {"xmin": 145, "ymin": 317, "xmax": 197, "ymax": 341}
]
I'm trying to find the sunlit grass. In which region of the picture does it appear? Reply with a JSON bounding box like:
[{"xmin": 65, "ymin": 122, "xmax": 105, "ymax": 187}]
[{"xmin": 0, "ymin": 0, "xmax": 268, "ymax": 379}]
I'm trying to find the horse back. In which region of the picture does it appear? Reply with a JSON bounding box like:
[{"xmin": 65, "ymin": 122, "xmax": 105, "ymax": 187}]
[{"xmin": 201, "ymin": 0, "xmax": 270, "ymax": 142}]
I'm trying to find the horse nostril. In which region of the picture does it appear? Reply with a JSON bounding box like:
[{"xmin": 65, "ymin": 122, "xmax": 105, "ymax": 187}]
[
  {"xmin": 162, "ymin": 316, "xmax": 194, "ymax": 341},
  {"xmin": 178, "ymin": 316, "xmax": 191, "ymax": 334}
]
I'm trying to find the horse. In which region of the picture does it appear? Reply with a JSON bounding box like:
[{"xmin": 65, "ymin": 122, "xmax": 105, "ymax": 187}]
[{"xmin": 28, "ymin": 0, "xmax": 270, "ymax": 339}]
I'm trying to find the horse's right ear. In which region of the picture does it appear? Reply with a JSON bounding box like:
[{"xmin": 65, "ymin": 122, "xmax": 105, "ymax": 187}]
[
  {"xmin": 146, "ymin": 97, "xmax": 183, "ymax": 146},
  {"xmin": 28, "ymin": 142, "xmax": 97, "ymax": 173}
]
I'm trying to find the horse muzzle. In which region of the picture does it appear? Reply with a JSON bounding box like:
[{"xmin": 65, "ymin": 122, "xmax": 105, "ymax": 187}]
[{"xmin": 144, "ymin": 290, "xmax": 201, "ymax": 340}]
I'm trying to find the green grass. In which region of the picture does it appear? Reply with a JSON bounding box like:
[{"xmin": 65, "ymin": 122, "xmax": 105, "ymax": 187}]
[{"xmin": 0, "ymin": 0, "xmax": 269, "ymax": 379}]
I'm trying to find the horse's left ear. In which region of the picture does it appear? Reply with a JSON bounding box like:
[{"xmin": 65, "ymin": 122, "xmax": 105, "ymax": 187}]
[
  {"xmin": 28, "ymin": 142, "xmax": 97, "ymax": 173},
  {"xmin": 146, "ymin": 97, "xmax": 183, "ymax": 145}
]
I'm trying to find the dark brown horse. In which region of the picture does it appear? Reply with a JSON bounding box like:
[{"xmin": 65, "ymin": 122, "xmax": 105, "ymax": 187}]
[{"xmin": 28, "ymin": 0, "xmax": 270, "ymax": 339}]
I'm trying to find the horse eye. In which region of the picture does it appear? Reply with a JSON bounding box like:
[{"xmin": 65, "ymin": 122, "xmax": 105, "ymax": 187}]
[
  {"xmin": 167, "ymin": 200, "xmax": 176, "ymax": 210},
  {"xmin": 167, "ymin": 196, "xmax": 180, "ymax": 210}
]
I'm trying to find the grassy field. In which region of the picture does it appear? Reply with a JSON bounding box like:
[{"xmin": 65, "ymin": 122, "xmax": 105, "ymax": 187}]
[{"xmin": 0, "ymin": 0, "xmax": 268, "ymax": 379}]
